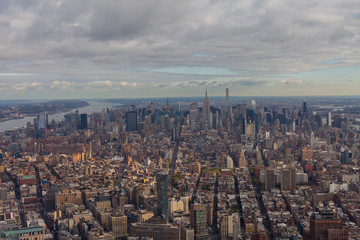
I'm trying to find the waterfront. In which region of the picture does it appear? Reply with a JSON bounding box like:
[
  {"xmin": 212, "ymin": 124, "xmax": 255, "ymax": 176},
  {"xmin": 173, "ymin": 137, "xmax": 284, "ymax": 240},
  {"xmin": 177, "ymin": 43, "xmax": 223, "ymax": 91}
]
[{"xmin": 0, "ymin": 101, "xmax": 115, "ymax": 133}]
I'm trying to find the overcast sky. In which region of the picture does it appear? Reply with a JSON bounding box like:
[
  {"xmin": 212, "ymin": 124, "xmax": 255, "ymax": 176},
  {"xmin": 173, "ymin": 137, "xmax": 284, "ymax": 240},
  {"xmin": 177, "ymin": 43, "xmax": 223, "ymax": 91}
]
[{"xmin": 0, "ymin": 0, "xmax": 359, "ymax": 99}]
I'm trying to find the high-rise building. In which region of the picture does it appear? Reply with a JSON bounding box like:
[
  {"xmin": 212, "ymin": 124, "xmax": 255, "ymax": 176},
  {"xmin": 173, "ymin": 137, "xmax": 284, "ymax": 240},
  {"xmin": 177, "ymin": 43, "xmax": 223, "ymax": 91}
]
[
  {"xmin": 280, "ymin": 167, "xmax": 296, "ymax": 191},
  {"xmin": 226, "ymin": 88, "xmax": 231, "ymax": 118},
  {"xmin": 327, "ymin": 112, "xmax": 332, "ymax": 127},
  {"xmin": 233, "ymin": 213, "xmax": 240, "ymax": 240},
  {"xmin": 341, "ymin": 149, "xmax": 351, "ymax": 164},
  {"xmin": 190, "ymin": 204, "xmax": 208, "ymax": 240},
  {"xmin": 226, "ymin": 88, "xmax": 229, "ymax": 108},
  {"xmin": 38, "ymin": 111, "xmax": 48, "ymax": 129},
  {"xmin": 126, "ymin": 111, "xmax": 138, "ymax": 132},
  {"xmin": 303, "ymin": 101, "xmax": 307, "ymax": 113},
  {"xmin": 251, "ymin": 100, "xmax": 256, "ymax": 111},
  {"xmin": 34, "ymin": 111, "xmax": 48, "ymax": 138},
  {"xmin": 314, "ymin": 114, "xmax": 322, "ymax": 128},
  {"xmin": 265, "ymin": 169, "xmax": 275, "ymax": 191},
  {"xmin": 310, "ymin": 212, "xmax": 348, "ymax": 240},
  {"xmin": 94, "ymin": 191, "xmax": 112, "ymax": 209},
  {"xmin": 226, "ymin": 156, "xmax": 234, "ymax": 169},
  {"xmin": 109, "ymin": 213, "xmax": 127, "ymax": 238},
  {"xmin": 80, "ymin": 113, "xmax": 88, "ymax": 130},
  {"xmin": 156, "ymin": 173, "xmax": 168, "ymax": 219},
  {"xmin": 238, "ymin": 150, "xmax": 247, "ymax": 168},
  {"xmin": 203, "ymin": 89, "xmax": 210, "ymax": 129},
  {"xmin": 310, "ymin": 132, "xmax": 316, "ymax": 149},
  {"xmin": 238, "ymin": 104, "xmax": 247, "ymax": 116},
  {"xmin": 190, "ymin": 103, "xmax": 199, "ymax": 130},
  {"xmin": 220, "ymin": 214, "xmax": 233, "ymax": 240}
]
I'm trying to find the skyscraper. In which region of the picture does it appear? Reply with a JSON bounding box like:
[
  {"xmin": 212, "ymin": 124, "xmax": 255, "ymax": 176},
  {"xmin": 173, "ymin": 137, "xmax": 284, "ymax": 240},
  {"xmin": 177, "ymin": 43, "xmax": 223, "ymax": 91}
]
[
  {"xmin": 303, "ymin": 101, "xmax": 307, "ymax": 113},
  {"xmin": 190, "ymin": 103, "xmax": 199, "ymax": 130},
  {"xmin": 80, "ymin": 113, "xmax": 88, "ymax": 130},
  {"xmin": 341, "ymin": 149, "xmax": 350, "ymax": 164},
  {"xmin": 190, "ymin": 204, "xmax": 208, "ymax": 240},
  {"xmin": 265, "ymin": 169, "xmax": 275, "ymax": 191},
  {"xmin": 280, "ymin": 167, "xmax": 296, "ymax": 191},
  {"xmin": 109, "ymin": 213, "xmax": 127, "ymax": 238},
  {"xmin": 310, "ymin": 132, "xmax": 316, "ymax": 149},
  {"xmin": 34, "ymin": 111, "xmax": 48, "ymax": 138},
  {"xmin": 203, "ymin": 89, "xmax": 210, "ymax": 129},
  {"xmin": 226, "ymin": 88, "xmax": 229, "ymax": 107},
  {"xmin": 226, "ymin": 88, "xmax": 230, "ymax": 118},
  {"xmin": 327, "ymin": 112, "xmax": 332, "ymax": 127},
  {"xmin": 156, "ymin": 173, "xmax": 168, "ymax": 219},
  {"xmin": 38, "ymin": 111, "xmax": 48, "ymax": 129},
  {"xmin": 238, "ymin": 150, "xmax": 247, "ymax": 168},
  {"xmin": 126, "ymin": 111, "xmax": 138, "ymax": 132},
  {"xmin": 220, "ymin": 214, "xmax": 233, "ymax": 240}
]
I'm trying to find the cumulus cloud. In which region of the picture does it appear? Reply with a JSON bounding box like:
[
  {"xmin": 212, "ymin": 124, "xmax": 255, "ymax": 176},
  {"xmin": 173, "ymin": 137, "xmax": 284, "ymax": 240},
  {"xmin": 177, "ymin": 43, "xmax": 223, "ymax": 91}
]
[
  {"xmin": 88, "ymin": 80, "xmax": 137, "ymax": 90},
  {"xmin": 89, "ymin": 80, "xmax": 113, "ymax": 88},
  {"xmin": 11, "ymin": 82, "xmax": 43, "ymax": 91},
  {"xmin": 50, "ymin": 80, "xmax": 76, "ymax": 90}
]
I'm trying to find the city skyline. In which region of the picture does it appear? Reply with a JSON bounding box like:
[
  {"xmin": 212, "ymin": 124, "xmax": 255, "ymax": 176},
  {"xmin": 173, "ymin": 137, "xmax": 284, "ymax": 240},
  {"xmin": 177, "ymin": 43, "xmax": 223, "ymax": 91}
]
[{"xmin": 0, "ymin": 0, "xmax": 360, "ymax": 99}]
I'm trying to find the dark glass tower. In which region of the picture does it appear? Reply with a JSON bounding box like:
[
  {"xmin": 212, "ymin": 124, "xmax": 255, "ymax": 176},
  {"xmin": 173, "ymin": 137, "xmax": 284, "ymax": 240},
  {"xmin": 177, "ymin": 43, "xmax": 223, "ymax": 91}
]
[
  {"xmin": 126, "ymin": 111, "xmax": 138, "ymax": 132},
  {"xmin": 191, "ymin": 204, "xmax": 208, "ymax": 240},
  {"xmin": 80, "ymin": 113, "xmax": 88, "ymax": 130},
  {"xmin": 156, "ymin": 173, "xmax": 168, "ymax": 219},
  {"xmin": 303, "ymin": 101, "xmax": 307, "ymax": 113}
]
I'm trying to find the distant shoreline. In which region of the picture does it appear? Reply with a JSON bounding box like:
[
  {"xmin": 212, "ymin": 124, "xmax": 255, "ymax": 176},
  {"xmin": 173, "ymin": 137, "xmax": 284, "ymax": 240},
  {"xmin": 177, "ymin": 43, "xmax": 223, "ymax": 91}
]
[
  {"xmin": 0, "ymin": 101, "xmax": 115, "ymax": 133},
  {"xmin": 0, "ymin": 100, "xmax": 89, "ymax": 123}
]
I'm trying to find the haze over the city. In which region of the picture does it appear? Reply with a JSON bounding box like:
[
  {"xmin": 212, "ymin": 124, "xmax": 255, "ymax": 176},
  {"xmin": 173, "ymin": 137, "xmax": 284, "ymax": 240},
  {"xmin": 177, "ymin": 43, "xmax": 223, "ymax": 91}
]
[{"xmin": 0, "ymin": 0, "xmax": 359, "ymax": 99}]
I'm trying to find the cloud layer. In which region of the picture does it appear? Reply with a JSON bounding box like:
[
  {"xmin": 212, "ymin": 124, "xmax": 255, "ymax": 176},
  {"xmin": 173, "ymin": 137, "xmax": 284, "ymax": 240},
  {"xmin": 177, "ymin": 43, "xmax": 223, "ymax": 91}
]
[{"xmin": 0, "ymin": 0, "xmax": 359, "ymax": 98}]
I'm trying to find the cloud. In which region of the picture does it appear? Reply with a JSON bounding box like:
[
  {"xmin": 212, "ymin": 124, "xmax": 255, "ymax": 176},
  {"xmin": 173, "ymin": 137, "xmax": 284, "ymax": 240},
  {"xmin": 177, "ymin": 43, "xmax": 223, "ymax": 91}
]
[
  {"xmin": 88, "ymin": 80, "xmax": 137, "ymax": 90},
  {"xmin": 11, "ymin": 82, "xmax": 43, "ymax": 91},
  {"xmin": 50, "ymin": 80, "xmax": 76, "ymax": 90},
  {"xmin": 158, "ymin": 79, "xmax": 269, "ymax": 88},
  {"xmin": 89, "ymin": 80, "xmax": 113, "ymax": 88},
  {"xmin": 150, "ymin": 66, "xmax": 238, "ymax": 75},
  {"xmin": 0, "ymin": 82, "xmax": 8, "ymax": 89},
  {"xmin": 0, "ymin": 73, "xmax": 33, "ymax": 76},
  {"xmin": 232, "ymin": 79, "xmax": 268, "ymax": 86},
  {"xmin": 2, "ymin": 0, "xmax": 358, "ymax": 72},
  {"xmin": 0, "ymin": 0, "xmax": 359, "ymax": 98},
  {"xmin": 280, "ymin": 79, "xmax": 304, "ymax": 85}
]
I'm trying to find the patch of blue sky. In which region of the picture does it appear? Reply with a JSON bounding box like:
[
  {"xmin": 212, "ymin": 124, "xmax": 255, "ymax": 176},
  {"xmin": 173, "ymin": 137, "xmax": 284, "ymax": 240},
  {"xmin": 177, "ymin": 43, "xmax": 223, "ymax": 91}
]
[
  {"xmin": 0, "ymin": 73, "xmax": 33, "ymax": 76},
  {"xmin": 322, "ymin": 59, "xmax": 344, "ymax": 65},
  {"xmin": 293, "ymin": 66, "xmax": 360, "ymax": 82}
]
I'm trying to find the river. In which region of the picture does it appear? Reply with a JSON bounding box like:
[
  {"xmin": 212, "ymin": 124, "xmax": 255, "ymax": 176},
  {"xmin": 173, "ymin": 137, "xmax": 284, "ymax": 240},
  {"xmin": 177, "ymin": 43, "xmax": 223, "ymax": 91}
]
[{"xmin": 0, "ymin": 101, "xmax": 116, "ymax": 133}]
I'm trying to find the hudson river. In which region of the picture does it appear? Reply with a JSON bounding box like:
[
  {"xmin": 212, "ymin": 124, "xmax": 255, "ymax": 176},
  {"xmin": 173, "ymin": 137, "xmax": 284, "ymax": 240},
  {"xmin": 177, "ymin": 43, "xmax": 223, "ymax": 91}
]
[{"xmin": 0, "ymin": 101, "xmax": 115, "ymax": 133}]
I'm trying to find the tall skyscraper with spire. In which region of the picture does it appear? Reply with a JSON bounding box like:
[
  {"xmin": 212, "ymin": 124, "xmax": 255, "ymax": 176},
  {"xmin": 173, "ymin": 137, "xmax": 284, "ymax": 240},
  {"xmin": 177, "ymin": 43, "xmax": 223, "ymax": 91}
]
[
  {"xmin": 226, "ymin": 88, "xmax": 229, "ymax": 108},
  {"xmin": 226, "ymin": 88, "xmax": 230, "ymax": 118},
  {"xmin": 203, "ymin": 88, "xmax": 210, "ymax": 129}
]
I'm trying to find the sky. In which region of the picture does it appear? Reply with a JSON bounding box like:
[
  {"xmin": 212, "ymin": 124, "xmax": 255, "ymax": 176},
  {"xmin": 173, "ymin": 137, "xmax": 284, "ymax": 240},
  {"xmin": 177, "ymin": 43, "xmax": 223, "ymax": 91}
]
[{"xmin": 0, "ymin": 0, "xmax": 359, "ymax": 99}]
